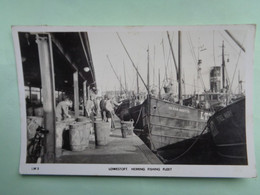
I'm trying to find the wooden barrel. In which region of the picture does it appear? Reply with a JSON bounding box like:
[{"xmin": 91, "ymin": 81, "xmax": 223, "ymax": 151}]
[
  {"xmin": 94, "ymin": 116, "xmax": 102, "ymax": 121},
  {"xmin": 34, "ymin": 107, "xmax": 43, "ymax": 117},
  {"xmin": 94, "ymin": 121, "xmax": 110, "ymax": 146},
  {"xmin": 56, "ymin": 122, "xmax": 68, "ymax": 149},
  {"xmin": 76, "ymin": 116, "xmax": 91, "ymax": 123},
  {"xmin": 121, "ymin": 120, "xmax": 134, "ymax": 138},
  {"xmin": 69, "ymin": 121, "xmax": 91, "ymax": 151}
]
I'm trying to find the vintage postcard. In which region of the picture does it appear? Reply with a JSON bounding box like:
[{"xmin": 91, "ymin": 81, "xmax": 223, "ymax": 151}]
[{"xmin": 12, "ymin": 25, "xmax": 256, "ymax": 177}]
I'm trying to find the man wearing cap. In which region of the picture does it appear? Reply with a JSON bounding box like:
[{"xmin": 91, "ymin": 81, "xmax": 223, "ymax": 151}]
[{"xmin": 56, "ymin": 98, "xmax": 73, "ymax": 121}]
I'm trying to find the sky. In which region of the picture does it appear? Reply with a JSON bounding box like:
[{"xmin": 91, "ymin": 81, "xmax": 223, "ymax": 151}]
[{"xmin": 88, "ymin": 28, "xmax": 248, "ymax": 96}]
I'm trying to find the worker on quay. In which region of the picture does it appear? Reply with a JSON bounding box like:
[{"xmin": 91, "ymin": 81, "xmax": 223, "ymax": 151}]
[
  {"xmin": 85, "ymin": 96, "xmax": 96, "ymax": 119},
  {"xmin": 56, "ymin": 97, "xmax": 73, "ymax": 121},
  {"xmin": 99, "ymin": 96, "xmax": 107, "ymax": 121},
  {"xmin": 105, "ymin": 95, "xmax": 121, "ymax": 131}
]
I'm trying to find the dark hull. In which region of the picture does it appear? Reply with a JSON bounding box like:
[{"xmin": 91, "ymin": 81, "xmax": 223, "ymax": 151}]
[
  {"xmin": 207, "ymin": 97, "xmax": 247, "ymax": 160},
  {"xmin": 115, "ymin": 99, "xmax": 132, "ymax": 121},
  {"xmin": 129, "ymin": 97, "xmax": 211, "ymax": 151}
]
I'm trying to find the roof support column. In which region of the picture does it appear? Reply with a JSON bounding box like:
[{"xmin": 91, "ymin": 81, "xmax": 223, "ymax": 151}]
[
  {"xmin": 83, "ymin": 81, "xmax": 87, "ymax": 116},
  {"xmin": 73, "ymin": 71, "xmax": 79, "ymax": 118},
  {"xmin": 87, "ymin": 85, "xmax": 90, "ymax": 100},
  {"xmin": 36, "ymin": 34, "xmax": 56, "ymax": 163}
]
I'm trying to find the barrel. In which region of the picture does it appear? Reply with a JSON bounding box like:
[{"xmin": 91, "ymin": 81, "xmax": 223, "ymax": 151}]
[
  {"xmin": 69, "ymin": 121, "xmax": 91, "ymax": 151},
  {"xmin": 94, "ymin": 121, "xmax": 110, "ymax": 146},
  {"xmin": 56, "ymin": 122, "xmax": 68, "ymax": 149},
  {"xmin": 34, "ymin": 107, "xmax": 44, "ymax": 117},
  {"xmin": 94, "ymin": 116, "xmax": 102, "ymax": 121},
  {"xmin": 76, "ymin": 116, "xmax": 91, "ymax": 123},
  {"xmin": 121, "ymin": 120, "xmax": 134, "ymax": 138}
]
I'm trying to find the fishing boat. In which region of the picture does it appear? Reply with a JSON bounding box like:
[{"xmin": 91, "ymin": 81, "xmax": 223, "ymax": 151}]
[
  {"xmin": 206, "ymin": 36, "xmax": 247, "ymax": 160},
  {"xmin": 207, "ymin": 96, "xmax": 246, "ymax": 159},
  {"xmin": 129, "ymin": 96, "xmax": 211, "ymax": 150},
  {"xmin": 124, "ymin": 31, "xmax": 212, "ymax": 151}
]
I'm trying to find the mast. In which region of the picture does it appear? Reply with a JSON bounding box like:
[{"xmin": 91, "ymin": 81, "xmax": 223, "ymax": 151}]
[
  {"xmin": 153, "ymin": 67, "xmax": 155, "ymax": 86},
  {"xmin": 193, "ymin": 77, "xmax": 196, "ymax": 95},
  {"xmin": 161, "ymin": 39, "xmax": 168, "ymax": 80},
  {"xmin": 222, "ymin": 41, "xmax": 226, "ymax": 90},
  {"xmin": 147, "ymin": 46, "xmax": 150, "ymax": 96},
  {"xmin": 147, "ymin": 46, "xmax": 151, "ymax": 149},
  {"xmin": 158, "ymin": 69, "xmax": 161, "ymax": 99},
  {"xmin": 178, "ymin": 31, "xmax": 182, "ymax": 104},
  {"xmin": 238, "ymin": 70, "xmax": 243, "ymax": 94},
  {"xmin": 137, "ymin": 65, "xmax": 139, "ymax": 94},
  {"xmin": 153, "ymin": 45, "xmax": 155, "ymax": 86},
  {"xmin": 123, "ymin": 61, "xmax": 127, "ymax": 92},
  {"xmin": 167, "ymin": 32, "xmax": 178, "ymax": 79},
  {"xmin": 119, "ymin": 76, "xmax": 122, "ymax": 95}
]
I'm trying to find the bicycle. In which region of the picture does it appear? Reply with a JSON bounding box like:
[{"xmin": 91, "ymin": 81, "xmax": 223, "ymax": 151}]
[{"xmin": 27, "ymin": 126, "xmax": 49, "ymax": 163}]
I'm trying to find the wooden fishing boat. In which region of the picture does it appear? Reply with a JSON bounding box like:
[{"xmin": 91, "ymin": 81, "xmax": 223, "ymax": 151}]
[
  {"xmin": 207, "ymin": 97, "xmax": 247, "ymax": 159},
  {"xmin": 129, "ymin": 96, "xmax": 211, "ymax": 151},
  {"xmin": 118, "ymin": 31, "xmax": 212, "ymax": 151}
]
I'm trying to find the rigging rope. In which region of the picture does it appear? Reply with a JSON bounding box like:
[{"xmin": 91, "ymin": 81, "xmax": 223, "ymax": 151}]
[
  {"xmin": 229, "ymin": 33, "xmax": 246, "ymax": 95},
  {"xmin": 186, "ymin": 32, "xmax": 207, "ymax": 92},
  {"xmin": 218, "ymin": 31, "xmax": 239, "ymax": 54}
]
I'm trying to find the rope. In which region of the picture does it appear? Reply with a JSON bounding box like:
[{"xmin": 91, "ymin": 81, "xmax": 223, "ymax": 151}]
[
  {"xmin": 228, "ymin": 33, "xmax": 246, "ymax": 97},
  {"xmin": 161, "ymin": 124, "xmax": 208, "ymax": 164},
  {"xmin": 218, "ymin": 31, "xmax": 239, "ymax": 54},
  {"xmin": 133, "ymin": 106, "xmax": 143, "ymax": 129},
  {"xmin": 187, "ymin": 32, "xmax": 198, "ymax": 65},
  {"xmin": 217, "ymin": 152, "xmax": 247, "ymax": 159}
]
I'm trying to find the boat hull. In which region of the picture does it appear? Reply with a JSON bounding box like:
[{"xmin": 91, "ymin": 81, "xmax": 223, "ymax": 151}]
[
  {"xmin": 129, "ymin": 97, "xmax": 211, "ymax": 151},
  {"xmin": 207, "ymin": 97, "xmax": 247, "ymax": 159}
]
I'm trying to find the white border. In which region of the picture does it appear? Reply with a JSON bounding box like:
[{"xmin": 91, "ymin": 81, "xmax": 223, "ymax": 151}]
[{"xmin": 12, "ymin": 25, "xmax": 256, "ymax": 178}]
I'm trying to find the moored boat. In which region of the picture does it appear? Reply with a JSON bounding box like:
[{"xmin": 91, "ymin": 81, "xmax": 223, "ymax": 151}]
[
  {"xmin": 207, "ymin": 97, "xmax": 247, "ymax": 159},
  {"xmin": 129, "ymin": 96, "xmax": 211, "ymax": 151}
]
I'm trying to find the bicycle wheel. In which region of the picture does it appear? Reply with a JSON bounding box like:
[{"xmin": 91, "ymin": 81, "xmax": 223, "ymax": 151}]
[
  {"xmin": 27, "ymin": 142, "xmax": 40, "ymax": 163},
  {"xmin": 36, "ymin": 157, "xmax": 42, "ymax": 163}
]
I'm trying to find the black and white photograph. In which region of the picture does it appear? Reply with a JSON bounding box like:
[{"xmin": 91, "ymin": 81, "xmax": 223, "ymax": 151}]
[{"xmin": 12, "ymin": 25, "xmax": 256, "ymax": 177}]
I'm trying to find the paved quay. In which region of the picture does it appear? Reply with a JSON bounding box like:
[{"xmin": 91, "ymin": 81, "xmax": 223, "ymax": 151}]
[{"xmin": 56, "ymin": 128, "xmax": 162, "ymax": 164}]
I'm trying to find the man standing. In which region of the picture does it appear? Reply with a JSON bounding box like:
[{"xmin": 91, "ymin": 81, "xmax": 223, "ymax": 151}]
[
  {"xmin": 85, "ymin": 96, "xmax": 95, "ymax": 118},
  {"xmin": 56, "ymin": 98, "xmax": 72, "ymax": 121},
  {"xmin": 105, "ymin": 95, "xmax": 121, "ymax": 130},
  {"xmin": 100, "ymin": 95, "xmax": 107, "ymax": 121}
]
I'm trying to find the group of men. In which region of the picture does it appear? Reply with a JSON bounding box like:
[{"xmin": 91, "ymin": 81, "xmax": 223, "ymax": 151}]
[{"xmin": 55, "ymin": 95, "xmax": 121, "ymax": 129}]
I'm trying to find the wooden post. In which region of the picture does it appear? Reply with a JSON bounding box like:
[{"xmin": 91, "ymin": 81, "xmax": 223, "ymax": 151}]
[
  {"xmin": 73, "ymin": 71, "xmax": 79, "ymax": 118},
  {"xmin": 83, "ymin": 81, "xmax": 87, "ymax": 116},
  {"xmin": 87, "ymin": 85, "xmax": 90, "ymax": 100},
  {"xmin": 57, "ymin": 91, "xmax": 60, "ymax": 102},
  {"xmin": 36, "ymin": 34, "xmax": 56, "ymax": 163},
  {"xmin": 39, "ymin": 88, "xmax": 42, "ymax": 104},
  {"xmin": 29, "ymin": 85, "xmax": 32, "ymax": 102}
]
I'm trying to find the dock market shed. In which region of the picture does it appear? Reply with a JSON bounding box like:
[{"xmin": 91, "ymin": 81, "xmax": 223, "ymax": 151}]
[{"xmin": 19, "ymin": 31, "xmax": 97, "ymax": 163}]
